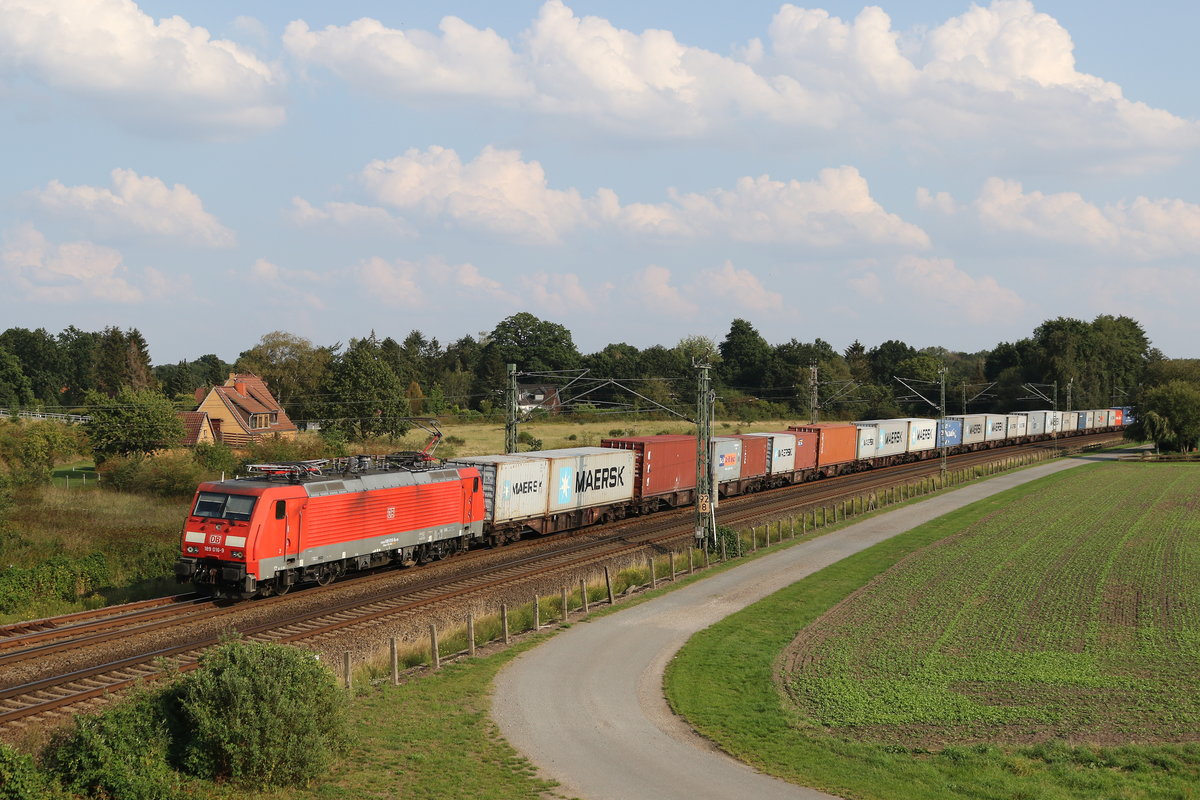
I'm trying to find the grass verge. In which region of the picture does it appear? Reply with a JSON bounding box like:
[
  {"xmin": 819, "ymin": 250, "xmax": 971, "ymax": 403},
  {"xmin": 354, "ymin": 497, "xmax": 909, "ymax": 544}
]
[{"xmin": 664, "ymin": 462, "xmax": 1200, "ymax": 800}]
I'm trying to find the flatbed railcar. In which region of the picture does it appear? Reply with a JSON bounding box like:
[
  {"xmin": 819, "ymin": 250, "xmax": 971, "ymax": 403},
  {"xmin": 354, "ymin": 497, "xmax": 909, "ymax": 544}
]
[{"xmin": 176, "ymin": 410, "xmax": 1129, "ymax": 599}]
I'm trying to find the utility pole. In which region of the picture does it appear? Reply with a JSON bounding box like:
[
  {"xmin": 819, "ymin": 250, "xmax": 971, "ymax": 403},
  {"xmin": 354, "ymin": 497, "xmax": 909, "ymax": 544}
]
[
  {"xmin": 939, "ymin": 367, "xmax": 947, "ymax": 476},
  {"xmin": 504, "ymin": 364, "xmax": 518, "ymax": 454},
  {"xmin": 694, "ymin": 360, "xmax": 717, "ymax": 548},
  {"xmin": 809, "ymin": 362, "xmax": 819, "ymax": 424},
  {"xmin": 1065, "ymin": 379, "xmax": 1073, "ymax": 412},
  {"xmin": 1052, "ymin": 380, "xmax": 1058, "ymax": 411}
]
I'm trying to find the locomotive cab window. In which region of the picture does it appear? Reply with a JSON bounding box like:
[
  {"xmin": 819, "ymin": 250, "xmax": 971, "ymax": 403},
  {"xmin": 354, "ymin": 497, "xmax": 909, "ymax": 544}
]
[
  {"xmin": 275, "ymin": 500, "xmax": 286, "ymax": 519},
  {"xmin": 192, "ymin": 492, "xmax": 257, "ymax": 522}
]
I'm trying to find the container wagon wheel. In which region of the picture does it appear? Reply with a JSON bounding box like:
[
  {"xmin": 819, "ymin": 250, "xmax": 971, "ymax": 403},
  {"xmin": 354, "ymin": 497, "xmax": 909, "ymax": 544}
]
[{"xmin": 314, "ymin": 564, "xmax": 337, "ymax": 586}]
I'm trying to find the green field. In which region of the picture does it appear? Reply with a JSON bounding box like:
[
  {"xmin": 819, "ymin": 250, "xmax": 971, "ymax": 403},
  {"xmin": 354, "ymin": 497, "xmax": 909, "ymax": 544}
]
[{"xmin": 666, "ymin": 462, "xmax": 1200, "ymax": 800}]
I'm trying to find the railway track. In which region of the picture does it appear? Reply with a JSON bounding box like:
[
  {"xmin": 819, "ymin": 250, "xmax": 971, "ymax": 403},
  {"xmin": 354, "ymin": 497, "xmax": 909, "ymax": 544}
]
[{"xmin": 0, "ymin": 433, "xmax": 1123, "ymax": 733}]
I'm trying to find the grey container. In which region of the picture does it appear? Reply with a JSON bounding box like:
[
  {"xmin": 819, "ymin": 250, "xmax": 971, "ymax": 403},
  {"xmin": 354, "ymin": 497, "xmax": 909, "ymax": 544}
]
[
  {"xmin": 1006, "ymin": 414, "xmax": 1027, "ymax": 438},
  {"xmin": 984, "ymin": 415, "xmax": 1007, "ymax": 441},
  {"xmin": 854, "ymin": 424, "xmax": 879, "ymax": 461},
  {"xmin": 447, "ymin": 454, "xmax": 550, "ymax": 524},
  {"xmin": 743, "ymin": 432, "xmax": 796, "ymax": 474},
  {"xmin": 1060, "ymin": 412, "xmax": 1078, "ymax": 432},
  {"xmin": 710, "ymin": 437, "xmax": 744, "ymax": 484},
  {"xmin": 904, "ymin": 418, "xmax": 937, "ymax": 452}
]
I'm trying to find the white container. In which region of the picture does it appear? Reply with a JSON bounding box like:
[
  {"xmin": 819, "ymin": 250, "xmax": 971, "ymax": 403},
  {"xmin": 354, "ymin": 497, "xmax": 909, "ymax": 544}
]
[
  {"xmin": 1059, "ymin": 412, "xmax": 1078, "ymax": 433},
  {"xmin": 710, "ymin": 438, "xmax": 743, "ymax": 484},
  {"xmin": 949, "ymin": 414, "xmax": 987, "ymax": 445},
  {"xmin": 1022, "ymin": 411, "xmax": 1048, "ymax": 436},
  {"xmin": 984, "ymin": 415, "xmax": 1007, "ymax": 442},
  {"xmin": 854, "ymin": 424, "xmax": 879, "ymax": 461},
  {"xmin": 448, "ymin": 455, "xmax": 549, "ymax": 524},
  {"xmin": 744, "ymin": 432, "xmax": 796, "ymax": 475},
  {"xmin": 1094, "ymin": 409, "xmax": 1110, "ymax": 427},
  {"xmin": 856, "ymin": 420, "xmax": 907, "ymax": 457},
  {"xmin": 1006, "ymin": 414, "xmax": 1027, "ymax": 438},
  {"xmin": 904, "ymin": 418, "xmax": 937, "ymax": 452},
  {"xmin": 533, "ymin": 448, "xmax": 636, "ymax": 513}
]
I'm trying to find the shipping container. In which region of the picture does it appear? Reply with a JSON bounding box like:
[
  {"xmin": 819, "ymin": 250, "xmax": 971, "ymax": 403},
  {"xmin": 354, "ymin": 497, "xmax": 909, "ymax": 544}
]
[
  {"xmin": 984, "ymin": 414, "xmax": 1007, "ymax": 441},
  {"xmin": 1060, "ymin": 411, "xmax": 1078, "ymax": 433},
  {"xmin": 530, "ymin": 448, "xmax": 636, "ymax": 513},
  {"xmin": 1109, "ymin": 408, "xmax": 1123, "ymax": 426},
  {"xmin": 853, "ymin": 423, "xmax": 878, "ymax": 461},
  {"xmin": 600, "ymin": 435, "xmax": 696, "ymax": 499},
  {"xmin": 1047, "ymin": 410, "xmax": 1062, "ymax": 433},
  {"xmin": 856, "ymin": 419, "xmax": 908, "ymax": 458},
  {"xmin": 710, "ymin": 438, "xmax": 743, "ymax": 484},
  {"xmin": 1094, "ymin": 409, "xmax": 1110, "ymax": 428},
  {"xmin": 1021, "ymin": 411, "xmax": 1048, "ymax": 436},
  {"xmin": 789, "ymin": 423, "xmax": 857, "ymax": 469},
  {"xmin": 937, "ymin": 418, "xmax": 964, "ymax": 448},
  {"xmin": 743, "ymin": 432, "xmax": 797, "ymax": 475},
  {"xmin": 948, "ymin": 414, "xmax": 987, "ymax": 445},
  {"xmin": 1079, "ymin": 411, "xmax": 1094, "ymax": 430},
  {"xmin": 904, "ymin": 418, "xmax": 937, "ymax": 452},
  {"xmin": 1005, "ymin": 414, "xmax": 1027, "ymax": 439},
  {"xmin": 447, "ymin": 454, "xmax": 549, "ymax": 524},
  {"xmin": 729, "ymin": 435, "xmax": 768, "ymax": 480}
]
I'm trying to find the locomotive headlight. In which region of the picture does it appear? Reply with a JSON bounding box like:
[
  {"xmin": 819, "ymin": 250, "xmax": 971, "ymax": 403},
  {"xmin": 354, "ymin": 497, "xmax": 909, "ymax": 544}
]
[
  {"xmin": 231, "ymin": 550, "xmax": 244, "ymax": 559},
  {"xmin": 186, "ymin": 546, "xmax": 199, "ymax": 554}
]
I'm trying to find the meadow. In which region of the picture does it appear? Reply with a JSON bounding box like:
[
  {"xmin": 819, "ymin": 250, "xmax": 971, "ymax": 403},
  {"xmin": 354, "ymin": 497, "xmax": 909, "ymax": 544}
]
[{"xmin": 665, "ymin": 461, "xmax": 1200, "ymax": 799}]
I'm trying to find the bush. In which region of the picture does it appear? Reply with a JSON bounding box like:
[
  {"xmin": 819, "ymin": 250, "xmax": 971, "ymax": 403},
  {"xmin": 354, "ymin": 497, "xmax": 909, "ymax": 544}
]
[
  {"xmin": 44, "ymin": 687, "xmax": 180, "ymax": 800},
  {"xmin": 191, "ymin": 442, "xmax": 239, "ymax": 475},
  {"xmin": 174, "ymin": 639, "xmax": 347, "ymax": 787},
  {"xmin": 0, "ymin": 743, "xmax": 48, "ymax": 800},
  {"xmin": 0, "ymin": 553, "xmax": 112, "ymax": 613}
]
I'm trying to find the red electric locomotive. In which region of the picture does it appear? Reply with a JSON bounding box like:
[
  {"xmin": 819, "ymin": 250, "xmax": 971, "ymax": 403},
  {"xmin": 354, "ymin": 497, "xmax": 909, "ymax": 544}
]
[{"xmin": 174, "ymin": 453, "xmax": 484, "ymax": 599}]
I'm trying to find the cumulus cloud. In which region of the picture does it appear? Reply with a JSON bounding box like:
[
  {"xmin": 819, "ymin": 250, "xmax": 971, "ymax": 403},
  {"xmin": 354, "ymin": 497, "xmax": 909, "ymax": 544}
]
[
  {"xmin": 449, "ymin": 263, "xmax": 521, "ymax": 304},
  {"xmin": 976, "ymin": 178, "xmax": 1200, "ymax": 259},
  {"xmin": 0, "ymin": 223, "xmax": 159, "ymax": 303},
  {"xmin": 629, "ymin": 265, "xmax": 698, "ymax": 316},
  {"xmin": 244, "ymin": 258, "xmax": 325, "ymax": 310},
  {"xmin": 519, "ymin": 271, "xmax": 601, "ymax": 312},
  {"xmin": 0, "ymin": 0, "xmax": 284, "ymax": 136},
  {"xmin": 916, "ymin": 187, "xmax": 959, "ymax": 215},
  {"xmin": 33, "ymin": 169, "xmax": 235, "ymax": 247},
  {"xmin": 283, "ymin": 0, "xmax": 1197, "ymax": 159},
  {"xmin": 288, "ymin": 197, "xmax": 415, "ymax": 236},
  {"xmin": 352, "ymin": 256, "xmax": 424, "ymax": 307},
  {"xmin": 343, "ymin": 145, "xmax": 925, "ymax": 248},
  {"xmin": 894, "ymin": 255, "xmax": 1024, "ymax": 322},
  {"xmin": 696, "ymin": 261, "xmax": 783, "ymax": 312}
]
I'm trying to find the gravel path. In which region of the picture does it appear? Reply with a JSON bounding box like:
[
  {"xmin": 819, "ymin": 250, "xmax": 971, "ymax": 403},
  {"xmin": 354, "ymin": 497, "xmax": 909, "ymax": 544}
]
[{"xmin": 492, "ymin": 452, "xmax": 1122, "ymax": 800}]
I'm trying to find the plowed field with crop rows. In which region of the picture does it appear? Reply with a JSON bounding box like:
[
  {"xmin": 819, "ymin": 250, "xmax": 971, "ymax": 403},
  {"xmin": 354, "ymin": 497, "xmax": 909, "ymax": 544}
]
[{"xmin": 779, "ymin": 462, "xmax": 1200, "ymax": 748}]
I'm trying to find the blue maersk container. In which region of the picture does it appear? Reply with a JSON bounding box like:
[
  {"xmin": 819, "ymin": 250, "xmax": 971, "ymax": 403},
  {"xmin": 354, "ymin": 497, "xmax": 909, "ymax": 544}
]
[{"xmin": 936, "ymin": 418, "xmax": 963, "ymax": 448}]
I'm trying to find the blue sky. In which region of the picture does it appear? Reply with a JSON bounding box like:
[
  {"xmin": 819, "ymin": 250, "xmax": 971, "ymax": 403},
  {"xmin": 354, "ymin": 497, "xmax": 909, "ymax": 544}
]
[{"xmin": 2, "ymin": 0, "xmax": 1197, "ymax": 364}]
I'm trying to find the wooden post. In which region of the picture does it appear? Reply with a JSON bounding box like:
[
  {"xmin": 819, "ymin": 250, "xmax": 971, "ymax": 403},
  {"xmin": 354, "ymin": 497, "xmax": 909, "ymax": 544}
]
[
  {"xmin": 751, "ymin": 527, "xmax": 758, "ymax": 552},
  {"xmin": 720, "ymin": 535, "xmax": 727, "ymax": 561},
  {"xmin": 802, "ymin": 515, "xmax": 807, "ymax": 535},
  {"xmin": 648, "ymin": 556, "xmax": 657, "ymax": 589},
  {"xmin": 605, "ymin": 566, "xmax": 614, "ymax": 605},
  {"xmin": 430, "ymin": 624, "xmax": 440, "ymax": 669},
  {"xmin": 581, "ymin": 579, "xmax": 589, "ymax": 613},
  {"xmin": 390, "ymin": 637, "xmax": 399, "ymax": 685},
  {"xmin": 344, "ymin": 651, "xmax": 352, "ymax": 689},
  {"xmin": 502, "ymin": 603, "xmax": 510, "ymax": 644},
  {"xmin": 561, "ymin": 586, "xmax": 569, "ymax": 622},
  {"xmin": 468, "ymin": 612, "xmax": 476, "ymax": 657},
  {"xmin": 703, "ymin": 545, "xmax": 710, "ymax": 568},
  {"xmin": 688, "ymin": 547, "xmax": 694, "ymax": 574},
  {"xmin": 822, "ymin": 506, "xmax": 827, "ymax": 526},
  {"xmin": 790, "ymin": 515, "xmax": 796, "ymax": 539},
  {"xmin": 669, "ymin": 551, "xmax": 676, "ymax": 580},
  {"xmin": 533, "ymin": 595, "xmax": 540, "ymax": 630}
]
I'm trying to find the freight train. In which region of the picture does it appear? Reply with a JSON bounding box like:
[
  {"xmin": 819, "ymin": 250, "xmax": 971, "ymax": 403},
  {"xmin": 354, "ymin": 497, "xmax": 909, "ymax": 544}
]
[{"xmin": 175, "ymin": 408, "xmax": 1130, "ymax": 599}]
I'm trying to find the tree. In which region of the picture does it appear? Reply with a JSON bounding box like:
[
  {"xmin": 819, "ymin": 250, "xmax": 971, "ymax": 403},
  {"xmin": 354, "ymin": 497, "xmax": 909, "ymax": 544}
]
[
  {"xmin": 480, "ymin": 313, "xmax": 581, "ymax": 373},
  {"xmin": 868, "ymin": 339, "xmax": 917, "ymax": 385},
  {"xmin": 0, "ymin": 346, "xmax": 34, "ymax": 408},
  {"xmin": 236, "ymin": 331, "xmax": 333, "ymax": 424},
  {"xmin": 1129, "ymin": 380, "xmax": 1200, "ymax": 452},
  {"xmin": 319, "ymin": 335, "xmax": 410, "ymax": 439},
  {"xmin": 0, "ymin": 327, "xmax": 65, "ymax": 405},
  {"xmin": 94, "ymin": 327, "xmax": 155, "ymax": 396},
  {"xmin": 83, "ymin": 388, "xmax": 183, "ymax": 461},
  {"xmin": 844, "ymin": 340, "xmax": 871, "ymax": 384},
  {"xmin": 58, "ymin": 326, "xmax": 101, "ymax": 404},
  {"xmin": 718, "ymin": 319, "xmax": 771, "ymax": 392}
]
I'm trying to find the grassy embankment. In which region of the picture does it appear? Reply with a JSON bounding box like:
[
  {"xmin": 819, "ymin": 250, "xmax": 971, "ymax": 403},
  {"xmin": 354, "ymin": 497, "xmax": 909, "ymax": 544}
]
[{"xmin": 666, "ymin": 461, "xmax": 1200, "ymax": 800}]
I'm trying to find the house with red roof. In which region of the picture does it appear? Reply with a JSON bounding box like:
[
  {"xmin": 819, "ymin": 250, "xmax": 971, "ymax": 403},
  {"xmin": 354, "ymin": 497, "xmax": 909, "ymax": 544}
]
[
  {"xmin": 176, "ymin": 411, "xmax": 217, "ymax": 446},
  {"xmin": 193, "ymin": 373, "xmax": 297, "ymax": 447}
]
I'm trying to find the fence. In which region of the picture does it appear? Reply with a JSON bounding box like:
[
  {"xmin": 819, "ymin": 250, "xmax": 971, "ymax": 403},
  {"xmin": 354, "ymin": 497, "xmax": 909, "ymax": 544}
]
[{"xmin": 0, "ymin": 409, "xmax": 91, "ymax": 424}]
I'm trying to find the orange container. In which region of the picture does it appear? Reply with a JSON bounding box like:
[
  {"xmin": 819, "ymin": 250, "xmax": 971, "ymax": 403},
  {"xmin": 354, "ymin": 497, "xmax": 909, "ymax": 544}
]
[
  {"xmin": 728, "ymin": 434, "xmax": 768, "ymax": 479},
  {"xmin": 789, "ymin": 423, "xmax": 859, "ymax": 468}
]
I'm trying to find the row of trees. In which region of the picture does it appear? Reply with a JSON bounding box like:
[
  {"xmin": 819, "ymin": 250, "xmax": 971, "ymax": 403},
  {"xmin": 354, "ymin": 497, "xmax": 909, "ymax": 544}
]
[{"xmin": 2, "ymin": 312, "xmax": 1196, "ymax": 450}]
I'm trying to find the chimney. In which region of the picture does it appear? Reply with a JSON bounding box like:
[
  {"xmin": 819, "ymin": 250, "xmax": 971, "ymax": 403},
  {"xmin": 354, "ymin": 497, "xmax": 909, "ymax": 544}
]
[{"xmin": 235, "ymin": 380, "xmax": 247, "ymax": 396}]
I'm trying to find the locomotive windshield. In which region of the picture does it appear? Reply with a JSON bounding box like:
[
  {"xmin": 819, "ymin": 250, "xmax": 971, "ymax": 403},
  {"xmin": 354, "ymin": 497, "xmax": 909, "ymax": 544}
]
[{"xmin": 193, "ymin": 492, "xmax": 256, "ymax": 522}]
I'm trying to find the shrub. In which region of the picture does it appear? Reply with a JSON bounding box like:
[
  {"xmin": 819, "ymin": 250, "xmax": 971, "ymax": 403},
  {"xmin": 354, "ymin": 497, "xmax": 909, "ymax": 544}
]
[
  {"xmin": 174, "ymin": 639, "xmax": 347, "ymax": 787},
  {"xmin": 44, "ymin": 687, "xmax": 180, "ymax": 800},
  {"xmin": 191, "ymin": 442, "xmax": 239, "ymax": 475},
  {"xmin": 0, "ymin": 743, "xmax": 47, "ymax": 800}
]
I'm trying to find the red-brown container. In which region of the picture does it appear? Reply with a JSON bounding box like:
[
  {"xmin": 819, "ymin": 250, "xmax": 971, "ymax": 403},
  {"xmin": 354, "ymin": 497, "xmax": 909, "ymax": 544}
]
[
  {"xmin": 774, "ymin": 429, "xmax": 819, "ymax": 472},
  {"xmin": 789, "ymin": 423, "xmax": 859, "ymax": 468},
  {"xmin": 728, "ymin": 434, "xmax": 768, "ymax": 479},
  {"xmin": 601, "ymin": 435, "xmax": 697, "ymax": 498}
]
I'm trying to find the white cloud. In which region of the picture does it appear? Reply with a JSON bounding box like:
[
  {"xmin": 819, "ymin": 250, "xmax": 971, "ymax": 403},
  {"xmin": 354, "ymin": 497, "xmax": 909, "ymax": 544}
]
[
  {"xmin": 916, "ymin": 187, "xmax": 958, "ymax": 215},
  {"xmin": 976, "ymin": 178, "xmax": 1200, "ymax": 259},
  {"xmin": 696, "ymin": 261, "xmax": 783, "ymax": 312},
  {"xmin": 449, "ymin": 263, "xmax": 521, "ymax": 304},
  {"xmin": 629, "ymin": 265, "xmax": 698, "ymax": 316},
  {"xmin": 361, "ymin": 146, "xmax": 591, "ymax": 243},
  {"xmin": 894, "ymin": 255, "xmax": 1023, "ymax": 322},
  {"xmin": 352, "ymin": 257, "xmax": 424, "ymax": 307},
  {"xmin": 847, "ymin": 270, "xmax": 884, "ymax": 304},
  {"xmin": 348, "ymin": 146, "xmax": 924, "ymax": 248},
  {"xmin": 33, "ymin": 169, "xmax": 235, "ymax": 247},
  {"xmin": 244, "ymin": 258, "xmax": 325, "ymax": 310},
  {"xmin": 0, "ymin": 0, "xmax": 284, "ymax": 136},
  {"xmin": 624, "ymin": 167, "xmax": 930, "ymax": 248},
  {"xmin": 288, "ymin": 197, "xmax": 415, "ymax": 236},
  {"xmin": 283, "ymin": 1, "xmax": 1198, "ymax": 160},
  {"xmin": 519, "ymin": 271, "xmax": 599, "ymax": 312},
  {"xmin": 0, "ymin": 223, "xmax": 155, "ymax": 303}
]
